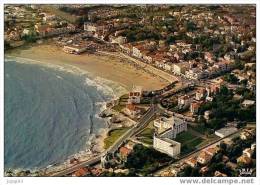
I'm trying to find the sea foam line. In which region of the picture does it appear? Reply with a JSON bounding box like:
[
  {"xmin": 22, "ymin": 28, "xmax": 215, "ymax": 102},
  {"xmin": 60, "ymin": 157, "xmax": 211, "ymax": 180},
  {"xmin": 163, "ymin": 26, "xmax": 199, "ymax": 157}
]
[
  {"xmin": 5, "ymin": 55, "xmax": 127, "ymax": 98},
  {"xmin": 4, "ymin": 55, "xmax": 127, "ymax": 174}
]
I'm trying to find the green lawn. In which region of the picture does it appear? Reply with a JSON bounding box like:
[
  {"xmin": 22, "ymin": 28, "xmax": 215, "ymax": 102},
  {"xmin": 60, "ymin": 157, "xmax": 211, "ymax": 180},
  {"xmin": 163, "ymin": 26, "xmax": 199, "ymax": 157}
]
[
  {"xmin": 140, "ymin": 137, "xmax": 153, "ymax": 145},
  {"xmin": 104, "ymin": 128, "xmax": 129, "ymax": 149},
  {"xmin": 138, "ymin": 128, "xmax": 154, "ymax": 138},
  {"xmin": 111, "ymin": 104, "xmax": 125, "ymax": 112},
  {"xmin": 175, "ymin": 131, "xmax": 195, "ymax": 143},
  {"xmin": 180, "ymin": 137, "xmax": 204, "ymax": 155},
  {"xmin": 189, "ymin": 125, "xmax": 209, "ymax": 135},
  {"xmin": 186, "ymin": 137, "xmax": 204, "ymax": 148}
]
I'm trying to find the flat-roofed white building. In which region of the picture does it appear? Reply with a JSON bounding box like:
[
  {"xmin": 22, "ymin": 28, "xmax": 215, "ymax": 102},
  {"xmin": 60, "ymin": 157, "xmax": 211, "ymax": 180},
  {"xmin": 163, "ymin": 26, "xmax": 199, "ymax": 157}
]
[
  {"xmin": 215, "ymin": 127, "xmax": 238, "ymax": 138},
  {"xmin": 153, "ymin": 135, "xmax": 181, "ymax": 157},
  {"xmin": 132, "ymin": 46, "xmax": 143, "ymax": 59},
  {"xmin": 154, "ymin": 116, "xmax": 173, "ymax": 130},
  {"xmin": 172, "ymin": 62, "xmax": 189, "ymax": 75},
  {"xmin": 155, "ymin": 116, "xmax": 187, "ymax": 139},
  {"xmin": 63, "ymin": 44, "xmax": 89, "ymax": 54},
  {"xmin": 84, "ymin": 22, "xmax": 97, "ymax": 32}
]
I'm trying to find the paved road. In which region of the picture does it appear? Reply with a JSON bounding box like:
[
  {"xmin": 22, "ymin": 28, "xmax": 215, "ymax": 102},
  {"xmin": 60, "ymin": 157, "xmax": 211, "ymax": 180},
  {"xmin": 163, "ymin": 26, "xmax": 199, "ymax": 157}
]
[{"xmin": 50, "ymin": 103, "xmax": 160, "ymax": 176}]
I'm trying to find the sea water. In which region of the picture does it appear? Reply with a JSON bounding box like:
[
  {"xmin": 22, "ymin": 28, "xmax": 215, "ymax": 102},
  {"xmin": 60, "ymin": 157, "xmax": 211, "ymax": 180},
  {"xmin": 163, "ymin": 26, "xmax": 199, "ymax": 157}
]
[{"xmin": 4, "ymin": 58, "xmax": 126, "ymax": 169}]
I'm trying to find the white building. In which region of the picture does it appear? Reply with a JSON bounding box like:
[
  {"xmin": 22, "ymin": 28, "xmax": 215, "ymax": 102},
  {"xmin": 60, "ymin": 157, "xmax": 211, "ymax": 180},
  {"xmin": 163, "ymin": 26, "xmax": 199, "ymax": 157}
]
[
  {"xmin": 153, "ymin": 135, "xmax": 181, "ymax": 157},
  {"xmin": 132, "ymin": 46, "xmax": 143, "ymax": 59},
  {"xmin": 214, "ymin": 127, "xmax": 238, "ymax": 138},
  {"xmin": 185, "ymin": 68, "xmax": 207, "ymax": 80},
  {"xmin": 241, "ymin": 100, "xmax": 255, "ymax": 108},
  {"xmin": 195, "ymin": 88, "xmax": 207, "ymax": 101},
  {"xmin": 128, "ymin": 86, "xmax": 142, "ymax": 104},
  {"xmin": 111, "ymin": 36, "xmax": 127, "ymax": 45},
  {"xmin": 178, "ymin": 95, "xmax": 191, "ymax": 108},
  {"xmin": 156, "ymin": 116, "xmax": 187, "ymax": 139},
  {"xmin": 243, "ymin": 148, "xmax": 254, "ymax": 158},
  {"xmin": 84, "ymin": 22, "xmax": 97, "ymax": 32},
  {"xmin": 172, "ymin": 62, "xmax": 189, "ymax": 75},
  {"xmin": 63, "ymin": 44, "xmax": 89, "ymax": 54},
  {"xmin": 154, "ymin": 116, "xmax": 173, "ymax": 130},
  {"xmin": 43, "ymin": 13, "xmax": 56, "ymax": 22}
]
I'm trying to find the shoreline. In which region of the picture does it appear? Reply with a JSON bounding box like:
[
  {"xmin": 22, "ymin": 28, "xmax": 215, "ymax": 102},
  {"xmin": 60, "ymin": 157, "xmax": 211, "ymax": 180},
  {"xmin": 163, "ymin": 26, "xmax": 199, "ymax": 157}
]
[
  {"xmin": 4, "ymin": 56, "xmax": 124, "ymax": 176},
  {"xmin": 5, "ymin": 41, "xmax": 168, "ymax": 91},
  {"xmin": 4, "ymin": 42, "xmax": 166, "ymax": 176}
]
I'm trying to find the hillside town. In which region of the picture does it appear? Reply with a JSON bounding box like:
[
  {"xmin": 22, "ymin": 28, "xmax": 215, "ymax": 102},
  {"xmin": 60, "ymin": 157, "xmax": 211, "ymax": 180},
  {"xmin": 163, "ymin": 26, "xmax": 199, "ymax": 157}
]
[{"xmin": 4, "ymin": 4, "xmax": 256, "ymax": 177}]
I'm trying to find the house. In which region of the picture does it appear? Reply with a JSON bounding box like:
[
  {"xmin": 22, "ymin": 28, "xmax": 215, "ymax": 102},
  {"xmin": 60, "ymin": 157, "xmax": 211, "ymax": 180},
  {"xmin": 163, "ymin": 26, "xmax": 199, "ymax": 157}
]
[
  {"xmin": 206, "ymin": 84, "xmax": 220, "ymax": 97},
  {"xmin": 132, "ymin": 44, "xmax": 143, "ymax": 59},
  {"xmin": 205, "ymin": 147, "xmax": 219, "ymax": 157},
  {"xmin": 204, "ymin": 52, "xmax": 214, "ymax": 62},
  {"xmin": 90, "ymin": 168, "xmax": 102, "ymax": 176},
  {"xmin": 214, "ymin": 127, "xmax": 238, "ymax": 138},
  {"xmin": 153, "ymin": 135, "xmax": 181, "ymax": 157},
  {"xmin": 43, "ymin": 13, "xmax": 56, "ymax": 22},
  {"xmin": 84, "ymin": 22, "xmax": 98, "ymax": 32},
  {"xmin": 143, "ymin": 52, "xmax": 153, "ymax": 64},
  {"xmin": 123, "ymin": 104, "xmax": 140, "ymax": 118},
  {"xmin": 204, "ymin": 110, "xmax": 212, "ymax": 121},
  {"xmin": 110, "ymin": 36, "xmax": 127, "ymax": 44},
  {"xmin": 195, "ymin": 88, "xmax": 207, "ymax": 101},
  {"xmin": 190, "ymin": 101, "xmax": 203, "ymax": 115},
  {"xmin": 214, "ymin": 171, "xmax": 227, "ymax": 177},
  {"xmin": 241, "ymin": 100, "xmax": 255, "ymax": 108},
  {"xmin": 186, "ymin": 157, "xmax": 197, "ymax": 168},
  {"xmin": 237, "ymin": 155, "xmax": 252, "ymax": 165},
  {"xmin": 243, "ymin": 148, "xmax": 254, "ymax": 158},
  {"xmin": 240, "ymin": 131, "xmax": 253, "ymax": 140},
  {"xmin": 213, "ymin": 61, "xmax": 231, "ymax": 72},
  {"xmin": 119, "ymin": 146, "xmax": 132, "ymax": 161},
  {"xmin": 128, "ymin": 86, "xmax": 142, "ymax": 104},
  {"xmin": 240, "ymin": 128, "xmax": 256, "ymax": 141},
  {"xmin": 34, "ymin": 24, "xmax": 50, "ymax": 37},
  {"xmin": 164, "ymin": 62, "xmax": 173, "ymax": 71},
  {"xmin": 185, "ymin": 68, "xmax": 207, "ymax": 80},
  {"xmin": 251, "ymin": 143, "xmax": 256, "ymax": 151},
  {"xmin": 172, "ymin": 62, "xmax": 189, "ymax": 75},
  {"xmin": 119, "ymin": 43, "xmax": 132, "ymax": 54},
  {"xmin": 197, "ymin": 151, "xmax": 212, "ymax": 165},
  {"xmin": 72, "ymin": 167, "xmax": 90, "ymax": 177},
  {"xmin": 178, "ymin": 95, "xmax": 191, "ymax": 108}
]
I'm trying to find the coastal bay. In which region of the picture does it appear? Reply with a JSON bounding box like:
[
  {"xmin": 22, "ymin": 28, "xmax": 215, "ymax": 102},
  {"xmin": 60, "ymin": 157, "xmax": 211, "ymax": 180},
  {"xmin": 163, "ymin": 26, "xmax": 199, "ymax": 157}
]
[
  {"xmin": 4, "ymin": 41, "xmax": 168, "ymax": 173},
  {"xmin": 6, "ymin": 42, "xmax": 168, "ymax": 91}
]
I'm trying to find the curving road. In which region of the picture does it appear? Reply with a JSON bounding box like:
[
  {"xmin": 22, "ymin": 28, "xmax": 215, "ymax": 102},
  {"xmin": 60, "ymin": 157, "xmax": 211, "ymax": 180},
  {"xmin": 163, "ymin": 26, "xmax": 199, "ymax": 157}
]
[{"xmin": 49, "ymin": 103, "xmax": 160, "ymax": 176}]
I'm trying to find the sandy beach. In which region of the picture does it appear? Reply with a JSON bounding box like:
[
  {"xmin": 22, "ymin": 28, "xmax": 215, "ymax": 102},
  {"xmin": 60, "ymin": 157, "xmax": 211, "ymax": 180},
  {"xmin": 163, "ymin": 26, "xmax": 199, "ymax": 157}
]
[
  {"xmin": 6, "ymin": 42, "xmax": 168, "ymax": 91},
  {"xmin": 4, "ymin": 42, "xmax": 169, "ymax": 175}
]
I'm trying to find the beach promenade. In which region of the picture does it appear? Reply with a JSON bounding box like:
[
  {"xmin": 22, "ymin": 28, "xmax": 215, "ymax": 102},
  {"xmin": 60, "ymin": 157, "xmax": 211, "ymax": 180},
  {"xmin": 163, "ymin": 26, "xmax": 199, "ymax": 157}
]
[{"xmin": 97, "ymin": 51, "xmax": 179, "ymax": 83}]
